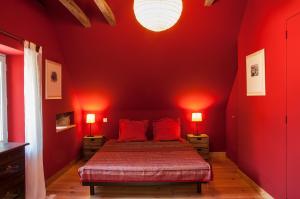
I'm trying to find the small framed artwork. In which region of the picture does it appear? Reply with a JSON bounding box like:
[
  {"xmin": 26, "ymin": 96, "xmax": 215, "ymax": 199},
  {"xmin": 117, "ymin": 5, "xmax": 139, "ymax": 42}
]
[
  {"xmin": 45, "ymin": 60, "xmax": 62, "ymax": 99},
  {"xmin": 246, "ymin": 49, "xmax": 266, "ymax": 96}
]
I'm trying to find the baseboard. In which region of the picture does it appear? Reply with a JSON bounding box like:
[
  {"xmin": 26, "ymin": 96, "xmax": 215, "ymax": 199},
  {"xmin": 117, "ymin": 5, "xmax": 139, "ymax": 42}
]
[
  {"xmin": 236, "ymin": 169, "xmax": 274, "ymax": 199},
  {"xmin": 222, "ymin": 154, "xmax": 273, "ymax": 199},
  {"xmin": 46, "ymin": 158, "xmax": 79, "ymax": 187}
]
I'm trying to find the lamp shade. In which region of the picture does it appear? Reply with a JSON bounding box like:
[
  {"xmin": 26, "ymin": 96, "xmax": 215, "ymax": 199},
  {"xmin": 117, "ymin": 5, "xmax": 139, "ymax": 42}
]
[
  {"xmin": 192, "ymin": 113, "xmax": 202, "ymax": 122},
  {"xmin": 133, "ymin": 0, "xmax": 183, "ymax": 32},
  {"xmin": 86, "ymin": 114, "xmax": 96, "ymax": 124}
]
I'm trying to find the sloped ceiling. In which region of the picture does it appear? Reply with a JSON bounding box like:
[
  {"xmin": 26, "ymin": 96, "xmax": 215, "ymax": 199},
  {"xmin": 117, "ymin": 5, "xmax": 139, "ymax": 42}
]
[{"xmin": 42, "ymin": 0, "xmax": 247, "ymax": 111}]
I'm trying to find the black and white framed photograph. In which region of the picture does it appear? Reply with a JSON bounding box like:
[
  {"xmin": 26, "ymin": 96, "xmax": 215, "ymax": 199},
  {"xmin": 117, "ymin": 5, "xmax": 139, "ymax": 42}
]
[
  {"xmin": 246, "ymin": 49, "xmax": 266, "ymax": 96},
  {"xmin": 45, "ymin": 59, "xmax": 62, "ymax": 99}
]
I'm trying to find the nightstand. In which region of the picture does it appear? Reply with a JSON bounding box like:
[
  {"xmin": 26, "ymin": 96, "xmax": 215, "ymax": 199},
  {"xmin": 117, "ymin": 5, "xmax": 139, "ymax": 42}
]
[
  {"xmin": 186, "ymin": 134, "xmax": 209, "ymax": 160},
  {"xmin": 83, "ymin": 136, "xmax": 106, "ymax": 161}
]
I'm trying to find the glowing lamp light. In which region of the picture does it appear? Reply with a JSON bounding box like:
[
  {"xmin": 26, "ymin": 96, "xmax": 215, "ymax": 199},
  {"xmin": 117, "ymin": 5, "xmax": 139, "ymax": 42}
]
[
  {"xmin": 133, "ymin": 0, "xmax": 183, "ymax": 32},
  {"xmin": 192, "ymin": 113, "xmax": 203, "ymax": 122},
  {"xmin": 86, "ymin": 114, "xmax": 96, "ymax": 137},
  {"xmin": 86, "ymin": 114, "xmax": 96, "ymax": 124},
  {"xmin": 192, "ymin": 112, "xmax": 202, "ymax": 135}
]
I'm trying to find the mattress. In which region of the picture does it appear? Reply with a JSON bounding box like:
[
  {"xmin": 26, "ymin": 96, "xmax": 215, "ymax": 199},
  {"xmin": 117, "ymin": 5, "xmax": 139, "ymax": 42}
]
[{"xmin": 78, "ymin": 140, "xmax": 211, "ymax": 183}]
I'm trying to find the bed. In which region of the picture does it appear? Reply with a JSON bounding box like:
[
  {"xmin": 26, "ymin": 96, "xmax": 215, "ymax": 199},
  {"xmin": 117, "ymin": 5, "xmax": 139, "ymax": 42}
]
[{"xmin": 78, "ymin": 139, "xmax": 212, "ymax": 195}]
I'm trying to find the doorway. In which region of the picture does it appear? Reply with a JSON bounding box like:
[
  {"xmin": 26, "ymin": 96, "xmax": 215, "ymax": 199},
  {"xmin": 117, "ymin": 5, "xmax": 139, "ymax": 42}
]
[{"xmin": 286, "ymin": 13, "xmax": 300, "ymax": 199}]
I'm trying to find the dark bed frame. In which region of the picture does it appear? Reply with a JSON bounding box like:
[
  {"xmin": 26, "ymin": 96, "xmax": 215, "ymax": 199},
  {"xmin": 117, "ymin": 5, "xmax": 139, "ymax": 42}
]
[{"xmin": 82, "ymin": 181, "xmax": 202, "ymax": 195}]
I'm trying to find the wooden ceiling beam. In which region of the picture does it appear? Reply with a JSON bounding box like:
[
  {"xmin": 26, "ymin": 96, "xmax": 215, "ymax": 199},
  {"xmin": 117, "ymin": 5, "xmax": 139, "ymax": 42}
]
[
  {"xmin": 59, "ymin": 0, "xmax": 91, "ymax": 28},
  {"xmin": 204, "ymin": 0, "xmax": 215, "ymax": 7},
  {"xmin": 94, "ymin": 0, "xmax": 116, "ymax": 26}
]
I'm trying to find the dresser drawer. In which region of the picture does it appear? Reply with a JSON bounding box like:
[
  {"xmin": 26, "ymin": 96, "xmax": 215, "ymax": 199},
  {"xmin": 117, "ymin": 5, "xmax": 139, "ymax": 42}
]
[
  {"xmin": 0, "ymin": 149, "xmax": 25, "ymax": 180},
  {"xmin": 0, "ymin": 143, "xmax": 27, "ymax": 198},
  {"xmin": 83, "ymin": 136, "xmax": 106, "ymax": 161},
  {"xmin": 188, "ymin": 137, "xmax": 209, "ymax": 144},
  {"xmin": 196, "ymin": 148, "xmax": 209, "ymax": 154},
  {"xmin": 83, "ymin": 140, "xmax": 104, "ymax": 149},
  {"xmin": 83, "ymin": 142, "xmax": 103, "ymax": 149},
  {"xmin": 187, "ymin": 134, "xmax": 209, "ymax": 160},
  {"xmin": 191, "ymin": 142, "xmax": 209, "ymax": 148},
  {"xmin": 0, "ymin": 173, "xmax": 25, "ymax": 193},
  {"xmin": 84, "ymin": 137, "xmax": 104, "ymax": 144},
  {"xmin": 0, "ymin": 158, "xmax": 25, "ymax": 180},
  {"xmin": 0, "ymin": 148, "xmax": 24, "ymax": 167}
]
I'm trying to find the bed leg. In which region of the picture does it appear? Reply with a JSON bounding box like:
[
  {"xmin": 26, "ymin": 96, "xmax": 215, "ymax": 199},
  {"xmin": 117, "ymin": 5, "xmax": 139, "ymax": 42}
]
[
  {"xmin": 197, "ymin": 182, "xmax": 202, "ymax": 193},
  {"xmin": 90, "ymin": 185, "xmax": 95, "ymax": 195}
]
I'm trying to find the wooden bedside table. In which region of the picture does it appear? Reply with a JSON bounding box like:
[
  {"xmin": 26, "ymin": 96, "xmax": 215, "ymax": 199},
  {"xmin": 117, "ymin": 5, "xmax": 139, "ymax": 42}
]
[
  {"xmin": 186, "ymin": 134, "xmax": 209, "ymax": 160},
  {"xmin": 83, "ymin": 136, "xmax": 106, "ymax": 161}
]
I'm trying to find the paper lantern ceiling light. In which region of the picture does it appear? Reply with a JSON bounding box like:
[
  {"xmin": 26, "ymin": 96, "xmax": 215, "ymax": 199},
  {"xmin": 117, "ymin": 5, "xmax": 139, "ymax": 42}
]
[{"xmin": 133, "ymin": 0, "xmax": 183, "ymax": 32}]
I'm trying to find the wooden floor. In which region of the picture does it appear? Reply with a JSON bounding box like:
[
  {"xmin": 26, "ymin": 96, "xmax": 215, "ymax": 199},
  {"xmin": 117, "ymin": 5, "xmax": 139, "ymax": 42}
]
[{"xmin": 47, "ymin": 155, "xmax": 263, "ymax": 199}]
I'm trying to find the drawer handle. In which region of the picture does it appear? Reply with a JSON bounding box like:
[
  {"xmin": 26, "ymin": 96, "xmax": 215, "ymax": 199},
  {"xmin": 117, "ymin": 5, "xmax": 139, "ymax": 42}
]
[
  {"xmin": 7, "ymin": 164, "xmax": 21, "ymax": 172},
  {"xmin": 0, "ymin": 164, "xmax": 22, "ymax": 177}
]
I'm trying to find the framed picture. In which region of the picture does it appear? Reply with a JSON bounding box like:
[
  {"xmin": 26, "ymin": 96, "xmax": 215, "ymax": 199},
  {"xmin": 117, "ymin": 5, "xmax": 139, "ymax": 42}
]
[
  {"xmin": 45, "ymin": 60, "xmax": 62, "ymax": 99},
  {"xmin": 246, "ymin": 49, "xmax": 266, "ymax": 96}
]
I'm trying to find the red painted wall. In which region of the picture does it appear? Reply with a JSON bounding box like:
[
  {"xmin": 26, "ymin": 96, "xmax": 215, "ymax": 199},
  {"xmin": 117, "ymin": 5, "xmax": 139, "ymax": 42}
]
[
  {"xmin": 0, "ymin": 0, "xmax": 82, "ymax": 179},
  {"xmin": 226, "ymin": 0, "xmax": 300, "ymax": 198},
  {"xmin": 6, "ymin": 55, "xmax": 25, "ymax": 142},
  {"xmin": 226, "ymin": 77, "xmax": 238, "ymax": 163},
  {"xmin": 82, "ymin": 106, "xmax": 226, "ymax": 151},
  {"xmin": 45, "ymin": 0, "xmax": 247, "ymax": 151}
]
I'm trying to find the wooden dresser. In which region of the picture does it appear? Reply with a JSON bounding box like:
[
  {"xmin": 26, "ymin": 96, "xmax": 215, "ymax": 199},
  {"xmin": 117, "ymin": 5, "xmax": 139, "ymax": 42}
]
[
  {"xmin": 0, "ymin": 142, "xmax": 28, "ymax": 199},
  {"xmin": 83, "ymin": 136, "xmax": 106, "ymax": 161},
  {"xmin": 186, "ymin": 134, "xmax": 210, "ymax": 160}
]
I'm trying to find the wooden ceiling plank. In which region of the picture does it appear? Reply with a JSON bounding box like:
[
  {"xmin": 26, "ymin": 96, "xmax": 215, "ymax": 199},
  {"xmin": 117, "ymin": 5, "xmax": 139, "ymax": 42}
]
[
  {"xmin": 204, "ymin": 0, "xmax": 215, "ymax": 7},
  {"xmin": 94, "ymin": 0, "xmax": 116, "ymax": 26},
  {"xmin": 59, "ymin": 0, "xmax": 91, "ymax": 28}
]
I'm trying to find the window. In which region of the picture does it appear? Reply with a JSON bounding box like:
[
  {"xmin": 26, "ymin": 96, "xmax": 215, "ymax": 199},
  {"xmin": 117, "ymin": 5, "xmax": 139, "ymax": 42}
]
[{"xmin": 0, "ymin": 54, "xmax": 7, "ymax": 142}]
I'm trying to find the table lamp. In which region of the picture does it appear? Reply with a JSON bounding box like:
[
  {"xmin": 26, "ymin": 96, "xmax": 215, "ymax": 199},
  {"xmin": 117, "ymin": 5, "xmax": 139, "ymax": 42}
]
[
  {"xmin": 192, "ymin": 112, "xmax": 202, "ymax": 135},
  {"xmin": 86, "ymin": 113, "xmax": 96, "ymax": 137}
]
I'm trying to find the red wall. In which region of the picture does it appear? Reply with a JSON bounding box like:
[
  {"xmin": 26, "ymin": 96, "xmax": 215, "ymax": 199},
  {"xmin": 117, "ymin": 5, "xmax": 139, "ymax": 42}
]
[
  {"xmin": 6, "ymin": 55, "xmax": 25, "ymax": 142},
  {"xmin": 45, "ymin": 0, "xmax": 247, "ymax": 151},
  {"xmin": 226, "ymin": 77, "xmax": 238, "ymax": 163},
  {"xmin": 0, "ymin": 0, "xmax": 83, "ymax": 179},
  {"xmin": 82, "ymin": 106, "xmax": 226, "ymax": 151},
  {"xmin": 226, "ymin": 0, "xmax": 300, "ymax": 198}
]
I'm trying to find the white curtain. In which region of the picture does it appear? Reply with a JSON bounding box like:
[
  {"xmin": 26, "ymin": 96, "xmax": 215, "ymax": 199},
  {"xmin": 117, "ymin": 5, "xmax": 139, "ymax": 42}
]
[
  {"xmin": 0, "ymin": 54, "xmax": 8, "ymax": 142},
  {"xmin": 24, "ymin": 41, "xmax": 46, "ymax": 199}
]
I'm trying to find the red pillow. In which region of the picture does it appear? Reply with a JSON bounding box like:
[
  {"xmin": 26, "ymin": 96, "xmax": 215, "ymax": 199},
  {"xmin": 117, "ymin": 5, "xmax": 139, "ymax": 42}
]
[
  {"xmin": 153, "ymin": 118, "xmax": 181, "ymax": 141},
  {"xmin": 118, "ymin": 119, "xmax": 148, "ymax": 142}
]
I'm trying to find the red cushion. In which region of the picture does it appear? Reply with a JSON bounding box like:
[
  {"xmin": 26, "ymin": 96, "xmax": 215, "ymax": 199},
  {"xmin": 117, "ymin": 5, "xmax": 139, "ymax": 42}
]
[
  {"xmin": 153, "ymin": 118, "xmax": 181, "ymax": 141},
  {"xmin": 118, "ymin": 119, "xmax": 148, "ymax": 142}
]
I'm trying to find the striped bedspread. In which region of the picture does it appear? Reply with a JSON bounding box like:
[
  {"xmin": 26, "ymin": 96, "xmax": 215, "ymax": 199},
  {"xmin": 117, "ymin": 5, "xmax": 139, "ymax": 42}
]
[{"xmin": 78, "ymin": 140, "xmax": 212, "ymax": 183}]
